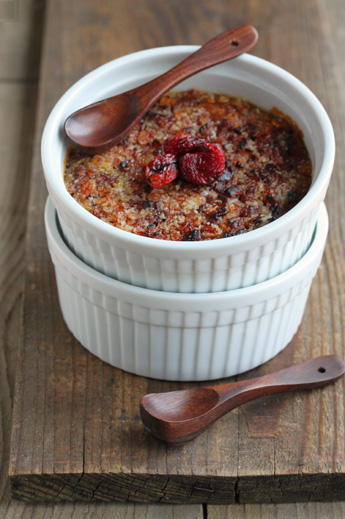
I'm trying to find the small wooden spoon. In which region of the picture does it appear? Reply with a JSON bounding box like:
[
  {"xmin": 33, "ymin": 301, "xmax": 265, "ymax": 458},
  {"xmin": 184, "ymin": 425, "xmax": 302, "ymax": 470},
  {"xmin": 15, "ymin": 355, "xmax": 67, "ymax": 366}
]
[
  {"xmin": 64, "ymin": 25, "xmax": 258, "ymax": 152},
  {"xmin": 140, "ymin": 355, "xmax": 345, "ymax": 444}
]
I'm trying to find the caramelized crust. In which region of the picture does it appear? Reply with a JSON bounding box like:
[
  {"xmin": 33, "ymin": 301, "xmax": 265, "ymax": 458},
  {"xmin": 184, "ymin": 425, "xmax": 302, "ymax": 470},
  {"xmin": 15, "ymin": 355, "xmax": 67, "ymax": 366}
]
[{"xmin": 64, "ymin": 89, "xmax": 312, "ymax": 241}]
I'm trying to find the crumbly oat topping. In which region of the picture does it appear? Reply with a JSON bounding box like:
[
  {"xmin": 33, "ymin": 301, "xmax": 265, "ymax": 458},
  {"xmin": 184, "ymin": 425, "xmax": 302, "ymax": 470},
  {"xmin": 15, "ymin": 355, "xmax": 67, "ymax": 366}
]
[{"xmin": 64, "ymin": 89, "xmax": 312, "ymax": 241}]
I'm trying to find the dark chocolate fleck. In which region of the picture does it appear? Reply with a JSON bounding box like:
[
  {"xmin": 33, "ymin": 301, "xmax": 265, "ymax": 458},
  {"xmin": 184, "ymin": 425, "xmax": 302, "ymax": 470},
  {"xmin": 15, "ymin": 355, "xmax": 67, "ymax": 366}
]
[
  {"xmin": 199, "ymin": 123, "xmax": 209, "ymax": 134},
  {"xmin": 266, "ymin": 194, "xmax": 282, "ymax": 218},
  {"xmin": 210, "ymin": 207, "xmax": 227, "ymax": 219},
  {"xmin": 224, "ymin": 185, "xmax": 241, "ymax": 197},
  {"xmin": 287, "ymin": 190, "xmax": 299, "ymax": 204},
  {"xmin": 247, "ymin": 169, "xmax": 260, "ymax": 181},
  {"xmin": 119, "ymin": 160, "xmax": 129, "ymax": 170},
  {"xmin": 260, "ymin": 163, "xmax": 279, "ymax": 180},
  {"xmin": 266, "ymin": 194, "xmax": 276, "ymax": 205},
  {"xmin": 272, "ymin": 205, "xmax": 282, "ymax": 218},
  {"xmin": 183, "ymin": 229, "xmax": 201, "ymax": 241}
]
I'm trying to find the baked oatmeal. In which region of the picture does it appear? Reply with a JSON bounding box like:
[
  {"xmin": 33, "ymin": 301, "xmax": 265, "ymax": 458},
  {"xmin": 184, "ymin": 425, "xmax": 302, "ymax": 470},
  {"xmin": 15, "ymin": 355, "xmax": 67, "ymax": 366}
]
[{"xmin": 64, "ymin": 89, "xmax": 312, "ymax": 241}]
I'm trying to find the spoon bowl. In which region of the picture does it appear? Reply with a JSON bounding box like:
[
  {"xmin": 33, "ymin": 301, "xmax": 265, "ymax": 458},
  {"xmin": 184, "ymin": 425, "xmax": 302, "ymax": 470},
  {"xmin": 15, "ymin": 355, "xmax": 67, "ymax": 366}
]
[
  {"xmin": 65, "ymin": 93, "xmax": 139, "ymax": 149},
  {"xmin": 142, "ymin": 387, "xmax": 219, "ymax": 422}
]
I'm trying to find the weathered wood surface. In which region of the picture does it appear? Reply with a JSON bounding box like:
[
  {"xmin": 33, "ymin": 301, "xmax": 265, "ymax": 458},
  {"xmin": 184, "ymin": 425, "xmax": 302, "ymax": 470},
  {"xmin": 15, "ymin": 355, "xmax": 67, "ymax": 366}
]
[
  {"xmin": 0, "ymin": 0, "xmax": 43, "ymax": 81},
  {"xmin": 7, "ymin": 0, "xmax": 345, "ymax": 507},
  {"xmin": 0, "ymin": 501, "xmax": 203, "ymax": 519},
  {"xmin": 0, "ymin": 0, "xmax": 45, "ymax": 504},
  {"xmin": 209, "ymin": 502, "xmax": 345, "ymax": 519}
]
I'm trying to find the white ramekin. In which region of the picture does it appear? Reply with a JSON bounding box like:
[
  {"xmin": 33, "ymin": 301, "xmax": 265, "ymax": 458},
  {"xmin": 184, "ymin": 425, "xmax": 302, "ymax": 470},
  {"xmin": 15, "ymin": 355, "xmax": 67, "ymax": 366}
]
[
  {"xmin": 41, "ymin": 47, "xmax": 334, "ymax": 293},
  {"xmin": 45, "ymin": 198, "xmax": 328, "ymax": 381}
]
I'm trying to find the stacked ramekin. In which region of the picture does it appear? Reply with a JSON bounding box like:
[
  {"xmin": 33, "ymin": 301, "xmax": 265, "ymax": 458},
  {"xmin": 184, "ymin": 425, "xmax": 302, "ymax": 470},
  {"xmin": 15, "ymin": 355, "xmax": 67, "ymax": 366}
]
[{"xmin": 42, "ymin": 47, "xmax": 334, "ymax": 381}]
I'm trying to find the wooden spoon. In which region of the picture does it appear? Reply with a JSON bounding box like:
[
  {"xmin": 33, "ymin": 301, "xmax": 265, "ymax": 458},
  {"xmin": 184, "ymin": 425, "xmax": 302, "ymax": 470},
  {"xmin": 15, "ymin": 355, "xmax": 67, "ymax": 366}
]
[
  {"xmin": 64, "ymin": 25, "xmax": 258, "ymax": 152},
  {"xmin": 140, "ymin": 355, "xmax": 345, "ymax": 444}
]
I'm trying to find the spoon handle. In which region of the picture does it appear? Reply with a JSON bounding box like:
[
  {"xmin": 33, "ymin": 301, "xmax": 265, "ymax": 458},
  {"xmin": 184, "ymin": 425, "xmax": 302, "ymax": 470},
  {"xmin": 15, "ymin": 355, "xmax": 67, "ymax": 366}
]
[
  {"xmin": 213, "ymin": 355, "xmax": 345, "ymax": 411},
  {"xmin": 133, "ymin": 25, "xmax": 258, "ymax": 104}
]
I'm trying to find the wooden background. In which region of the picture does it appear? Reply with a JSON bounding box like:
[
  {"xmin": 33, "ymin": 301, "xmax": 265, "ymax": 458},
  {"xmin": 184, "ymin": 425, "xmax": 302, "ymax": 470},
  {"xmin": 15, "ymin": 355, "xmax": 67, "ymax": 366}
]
[{"xmin": 1, "ymin": 0, "xmax": 345, "ymax": 516}]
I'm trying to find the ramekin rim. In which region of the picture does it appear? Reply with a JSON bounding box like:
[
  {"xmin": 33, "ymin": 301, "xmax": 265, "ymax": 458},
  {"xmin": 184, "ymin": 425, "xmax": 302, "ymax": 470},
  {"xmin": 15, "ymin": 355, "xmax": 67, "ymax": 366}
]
[
  {"xmin": 41, "ymin": 47, "xmax": 335, "ymax": 252},
  {"xmin": 45, "ymin": 197, "xmax": 328, "ymax": 304}
]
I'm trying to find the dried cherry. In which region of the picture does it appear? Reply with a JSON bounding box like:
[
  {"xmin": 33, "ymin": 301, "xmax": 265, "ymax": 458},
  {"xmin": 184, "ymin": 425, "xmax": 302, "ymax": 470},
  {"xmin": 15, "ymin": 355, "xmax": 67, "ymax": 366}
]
[
  {"xmin": 146, "ymin": 136, "xmax": 225, "ymax": 188},
  {"xmin": 145, "ymin": 154, "xmax": 178, "ymax": 189},
  {"xmin": 163, "ymin": 135, "xmax": 206, "ymax": 155},
  {"xmin": 179, "ymin": 143, "xmax": 225, "ymax": 185}
]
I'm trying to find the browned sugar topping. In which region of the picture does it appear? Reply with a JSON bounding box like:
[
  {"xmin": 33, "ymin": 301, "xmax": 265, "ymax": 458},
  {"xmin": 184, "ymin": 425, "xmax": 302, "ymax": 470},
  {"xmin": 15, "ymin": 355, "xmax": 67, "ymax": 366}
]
[{"xmin": 64, "ymin": 89, "xmax": 312, "ymax": 241}]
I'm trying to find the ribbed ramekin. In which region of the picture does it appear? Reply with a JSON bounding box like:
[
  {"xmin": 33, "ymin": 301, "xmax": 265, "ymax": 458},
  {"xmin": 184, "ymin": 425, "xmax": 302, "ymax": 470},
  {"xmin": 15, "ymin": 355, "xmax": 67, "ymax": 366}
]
[
  {"xmin": 41, "ymin": 48, "xmax": 334, "ymax": 293},
  {"xmin": 45, "ymin": 198, "xmax": 328, "ymax": 381}
]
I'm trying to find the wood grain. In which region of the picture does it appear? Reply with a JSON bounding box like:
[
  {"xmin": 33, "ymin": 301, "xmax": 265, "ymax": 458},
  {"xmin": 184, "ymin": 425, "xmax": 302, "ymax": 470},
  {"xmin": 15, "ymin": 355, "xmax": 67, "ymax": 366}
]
[
  {"xmin": 209, "ymin": 502, "xmax": 345, "ymax": 519},
  {"xmin": 7, "ymin": 0, "xmax": 345, "ymax": 508},
  {"xmin": 0, "ymin": 499, "xmax": 203, "ymax": 519},
  {"xmin": 0, "ymin": 83, "xmax": 36, "ymax": 498},
  {"xmin": 0, "ymin": 0, "xmax": 44, "ymax": 504},
  {"xmin": 0, "ymin": 0, "xmax": 44, "ymax": 81}
]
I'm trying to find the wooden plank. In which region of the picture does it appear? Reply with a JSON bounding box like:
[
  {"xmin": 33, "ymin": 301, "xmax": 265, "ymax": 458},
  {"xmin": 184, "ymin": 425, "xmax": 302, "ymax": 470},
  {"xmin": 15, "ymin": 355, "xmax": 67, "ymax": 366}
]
[
  {"xmin": 209, "ymin": 502, "xmax": 345, "ymax": 519},
  {"xmin": 0, "ymin": 0, "xmax": 45, "ymax": 505},
  {"xmin": 8, "ymin": 0, "xmax": 345, "ymax": 505},
  {"xmin": 0, "ymin": 0, "xmax": 44, "ymax": 81},
  {"xmin": 0, "ymin": 499, "xmax": 203, "ymax": 519},
  {"xmin": 0, "ymin": 82, "xmax": 38, "ymax": 500}
]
